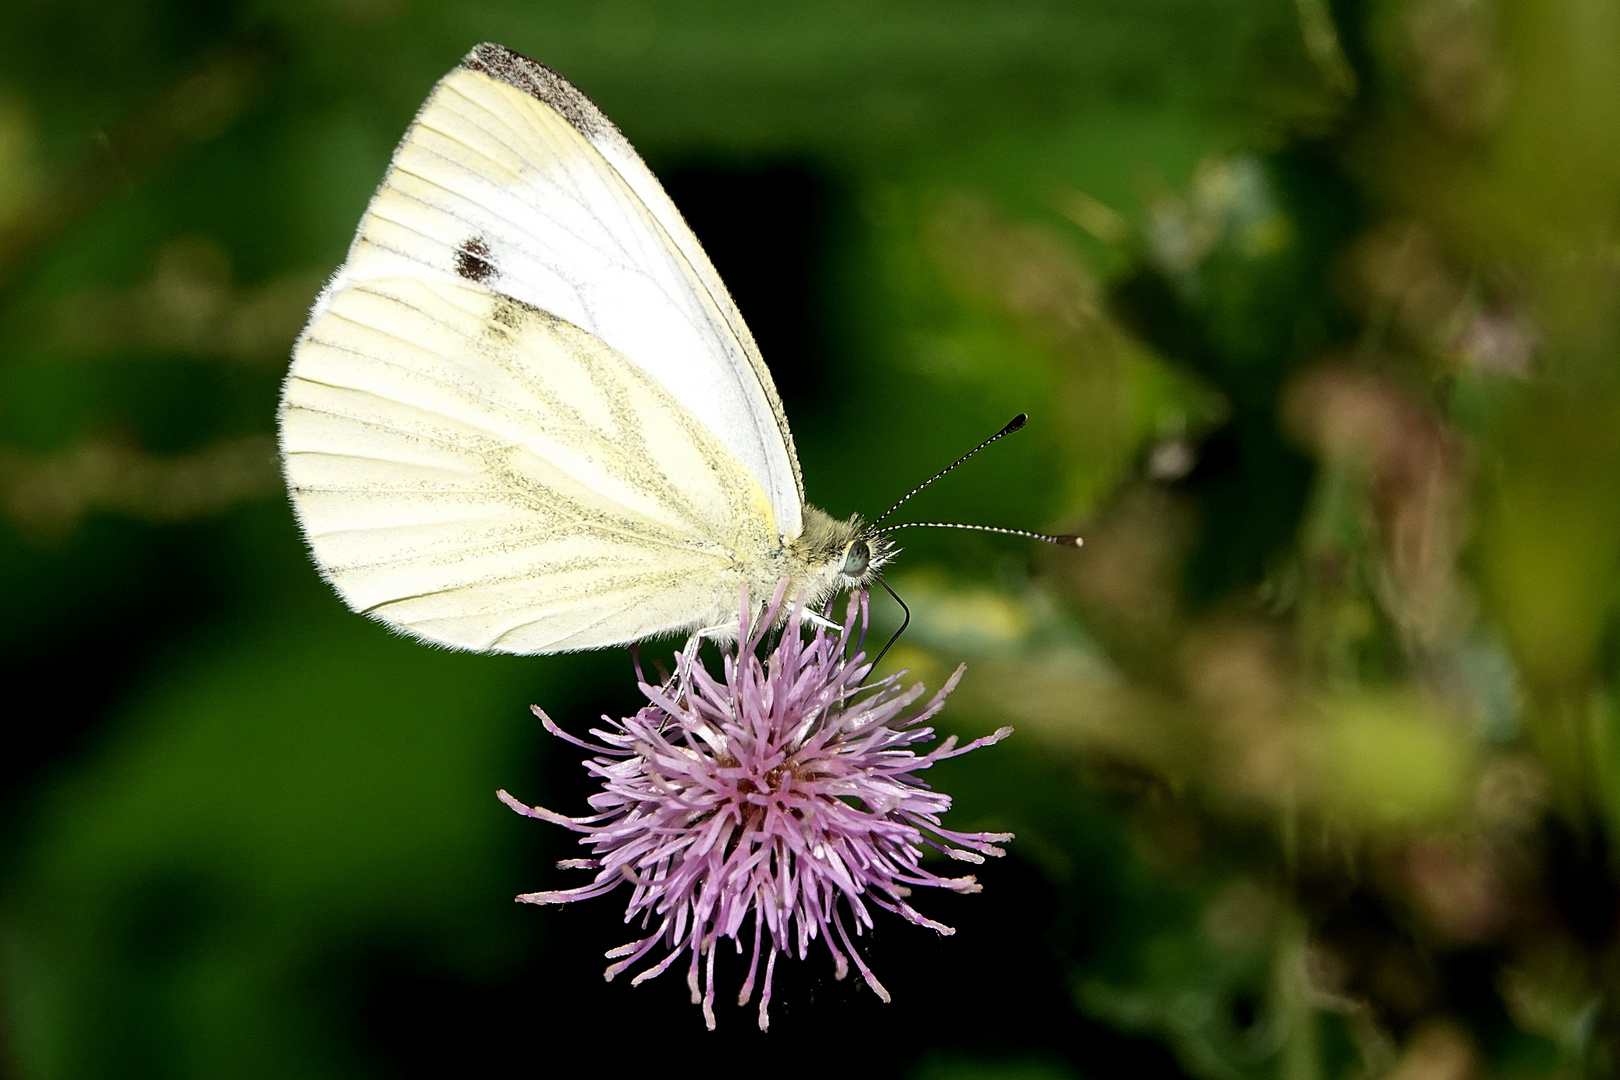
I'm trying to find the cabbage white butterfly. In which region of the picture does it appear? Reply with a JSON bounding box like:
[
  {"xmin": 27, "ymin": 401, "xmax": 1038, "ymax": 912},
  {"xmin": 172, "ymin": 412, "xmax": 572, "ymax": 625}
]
[
  {"xmin": 278, "ymin": 43, "xmax": 1074, "ymax": 656},
  {"xmin": 278, "ymin": 43, "xmax": 898, "ymax": 655}
]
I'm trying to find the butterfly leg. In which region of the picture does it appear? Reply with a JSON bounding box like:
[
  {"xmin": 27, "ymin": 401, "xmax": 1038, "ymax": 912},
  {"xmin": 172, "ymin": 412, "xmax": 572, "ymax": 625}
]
[
  {"xmin": 677, "ymin": 630, "xmax": 704, "ymax": 675},
  {"xmin": 668, "ymin": 620, "xmax": 737, "ymax": 687},
  {"xmin": 803, "ymin": 611, "xmax": 841, "ymax": 633}
]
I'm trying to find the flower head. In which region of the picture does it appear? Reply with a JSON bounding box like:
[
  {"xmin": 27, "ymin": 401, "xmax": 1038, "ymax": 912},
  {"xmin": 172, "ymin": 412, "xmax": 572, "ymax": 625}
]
[{"xmin": 499, "ymin": 583, "xmax": 1013, "ymax": 1030}]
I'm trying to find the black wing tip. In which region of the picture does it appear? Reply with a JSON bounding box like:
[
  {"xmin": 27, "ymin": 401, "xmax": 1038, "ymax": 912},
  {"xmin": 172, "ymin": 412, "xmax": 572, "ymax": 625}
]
[
  {"xmin": 458, "ymin": 42, "xmax": 612, "ymax": 139},
  {"xmin": 463, "ymin": 41, "xmax": 521, "ymax": 64},
  {"xmin": 462, "ymin": 42, "xmax": 546, "ymax": 79}
]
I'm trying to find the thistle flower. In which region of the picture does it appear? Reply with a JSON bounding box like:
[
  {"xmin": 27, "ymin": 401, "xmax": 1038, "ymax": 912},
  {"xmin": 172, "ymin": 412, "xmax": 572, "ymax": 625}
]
[{"xmin": 498, "ymin": 584, "xmax": 1013, "ymax": 1030}]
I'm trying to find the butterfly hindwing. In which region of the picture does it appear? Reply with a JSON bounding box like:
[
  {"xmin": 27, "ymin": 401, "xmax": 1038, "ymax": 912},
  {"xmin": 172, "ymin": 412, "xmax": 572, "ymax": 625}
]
[{"xmin": 281, "ymin": 277, "xmax": 778, "ymax": 654}]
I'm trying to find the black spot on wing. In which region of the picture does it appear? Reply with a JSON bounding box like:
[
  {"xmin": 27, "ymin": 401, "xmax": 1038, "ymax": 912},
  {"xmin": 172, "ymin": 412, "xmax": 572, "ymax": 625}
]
[
  {"xmin": 460, "ymin": 42, "xmax": 613, "ymax": 141},
  {"xmin": 455, "ymin": 236, "xmax": 496, "ymax": 282}
]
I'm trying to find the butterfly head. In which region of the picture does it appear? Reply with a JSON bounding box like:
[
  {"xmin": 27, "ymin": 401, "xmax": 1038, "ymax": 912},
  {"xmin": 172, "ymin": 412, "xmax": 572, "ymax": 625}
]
[
  {"xmin": 838, "ymin": 532, "xmax": 896, "ymax": 585},
  {"xmin": 788, "ymin": 507, "xmax": 897, "ymax": 608}
]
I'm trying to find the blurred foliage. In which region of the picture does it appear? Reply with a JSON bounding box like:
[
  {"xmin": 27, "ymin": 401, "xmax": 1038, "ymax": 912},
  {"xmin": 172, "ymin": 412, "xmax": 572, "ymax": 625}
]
[{"xmin": 3, "ymin": 1, "xmax": 1620, "ymax": 1078}]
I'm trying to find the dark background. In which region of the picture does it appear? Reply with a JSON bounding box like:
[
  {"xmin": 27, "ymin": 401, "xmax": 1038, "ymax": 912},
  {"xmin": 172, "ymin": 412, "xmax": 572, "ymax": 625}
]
[{"xmin": 4, "ymin": 1, "xmax": 1620, "ymax": 1078}]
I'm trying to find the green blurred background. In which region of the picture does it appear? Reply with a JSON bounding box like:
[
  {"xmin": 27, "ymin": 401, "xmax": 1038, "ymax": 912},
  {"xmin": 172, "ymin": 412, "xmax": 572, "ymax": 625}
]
[{"xmin": 4, "ymin": 0, "xmax": 1620, "ymax": 1077}]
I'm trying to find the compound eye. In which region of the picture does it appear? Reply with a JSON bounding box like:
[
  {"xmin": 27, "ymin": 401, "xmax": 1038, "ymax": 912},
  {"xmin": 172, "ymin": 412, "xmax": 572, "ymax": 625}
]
[{"xmin": 841, "ymin": 539, "xmax": 871, "ymax": 578}]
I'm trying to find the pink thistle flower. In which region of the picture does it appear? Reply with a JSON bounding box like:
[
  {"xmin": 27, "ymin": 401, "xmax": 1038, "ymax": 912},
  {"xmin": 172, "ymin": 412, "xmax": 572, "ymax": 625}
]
[{"xmin": 498, "ymin": 583, "xmax": 1013, "ymax": 1031}]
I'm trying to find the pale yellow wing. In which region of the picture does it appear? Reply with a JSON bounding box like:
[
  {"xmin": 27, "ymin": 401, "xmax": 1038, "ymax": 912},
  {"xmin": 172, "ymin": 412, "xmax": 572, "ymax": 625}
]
[
  {"xmin": 318, "ymin": 42, "xmax": 805, "ymax": 539},
  {"xmin": 280, "ymin": 277, "xmax": 778, "ymax": 654}
]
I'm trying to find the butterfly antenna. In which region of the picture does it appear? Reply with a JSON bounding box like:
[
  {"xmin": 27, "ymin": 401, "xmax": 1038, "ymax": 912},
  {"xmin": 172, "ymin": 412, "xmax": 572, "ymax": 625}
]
[
  {"xmin": 872, "ymin": 577, "xmax": 911, "ymax": 669},
  {"xmin": 875, "ymin": 521, "xmax": 1082, "ymax": 547},
  {"xmin": 868, "ymin": 413, "xmax": 1030, "ymax": 530}
]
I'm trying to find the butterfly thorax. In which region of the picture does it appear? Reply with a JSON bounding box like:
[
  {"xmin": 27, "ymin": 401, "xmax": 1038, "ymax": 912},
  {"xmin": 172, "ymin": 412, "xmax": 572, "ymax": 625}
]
[{"xmin": 779, "ymin": 505, "xmax": 897, "ymax": 616}]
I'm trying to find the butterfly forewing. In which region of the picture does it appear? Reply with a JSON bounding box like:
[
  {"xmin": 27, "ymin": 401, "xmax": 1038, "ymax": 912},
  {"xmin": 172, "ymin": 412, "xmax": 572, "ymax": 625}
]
[{"xmin": 323, "ymin": 44, "xmax": 802, "ymax": 536}]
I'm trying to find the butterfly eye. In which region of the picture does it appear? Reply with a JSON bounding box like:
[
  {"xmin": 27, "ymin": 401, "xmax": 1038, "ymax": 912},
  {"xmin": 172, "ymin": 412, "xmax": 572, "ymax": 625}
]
[{"xmin": 841, "ymin": 539, "xmax": 871, "ymax": 578}]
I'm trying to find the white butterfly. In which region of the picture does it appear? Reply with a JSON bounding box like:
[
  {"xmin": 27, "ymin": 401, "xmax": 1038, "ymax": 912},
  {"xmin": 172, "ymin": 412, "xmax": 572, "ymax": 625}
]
[{"xmin": 277, "ymin": 43, "xmax": 894, "ymax": 655}]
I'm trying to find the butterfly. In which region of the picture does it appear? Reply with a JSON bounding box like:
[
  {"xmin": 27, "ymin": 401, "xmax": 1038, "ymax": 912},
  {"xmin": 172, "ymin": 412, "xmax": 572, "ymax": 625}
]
[{"xmin": 277, "ymin": 42, "xmax": 899, "ymax": 655}]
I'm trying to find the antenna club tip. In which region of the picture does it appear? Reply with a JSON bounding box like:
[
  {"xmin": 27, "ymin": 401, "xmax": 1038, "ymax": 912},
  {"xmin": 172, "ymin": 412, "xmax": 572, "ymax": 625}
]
[
  {"xmin": 1001, "ymin": 413, "xmax": 1029, "ymax": 435},
  {"xmin": 1055, "ymin": 534, "xmax": 1083, "ymax": 548}
]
